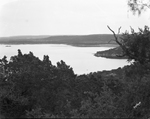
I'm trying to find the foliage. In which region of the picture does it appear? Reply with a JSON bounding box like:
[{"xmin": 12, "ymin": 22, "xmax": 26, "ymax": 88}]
[
  {"xmin": 0, "ymin": 44, "xmax": 150, "ymax": 118},
  {"xmin": 0, "ymin": 0, "xmax": 150, "ymax": 118},
  {"xmin": 108, "ymin": 25, "xmax": 150, "ymax": 65},
  {"xmin": 0, "ymin": 50, "xmax": 76, "ymax": 118},
  {"xmin": 128, "ymin": 0, "xmax": 150, "ymax": 15},
  {"xmin": 120, "ymin": 26, "xmax": 150, "ymax": 64}
]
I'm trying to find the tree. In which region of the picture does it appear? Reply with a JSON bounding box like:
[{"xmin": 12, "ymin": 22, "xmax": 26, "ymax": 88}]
[
  {"xmin": 106, "ymin": 0, "xmax": 150, "ymax": 63},
  {"xmin": 128, "ymin": 0, "xmax": 150, "ymax": 15},
  {"xmin": 0, "ymin": 50, "xmax": 79, "ymax": 118},
  {"xmin": 107, "ymin": 25, "xmax": 150, "ymax": 65}
]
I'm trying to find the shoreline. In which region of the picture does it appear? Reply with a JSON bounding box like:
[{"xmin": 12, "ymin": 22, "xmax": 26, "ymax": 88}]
[
  {"xmin": 0, "ymin": 43, "xmax": 118, "ymax": 48},
  {"xmin": 1, "ymin": 43, "xmax": 126, "ymax": 60},
  {"xmin": 94, "ymin": 46, "xmax": 128, "ymax": 59}
]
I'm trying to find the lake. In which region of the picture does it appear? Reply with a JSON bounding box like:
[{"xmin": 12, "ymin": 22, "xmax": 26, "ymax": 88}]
[{"xmin": 0, "ymin": 44, "xmax": 129, "ymax": 75}]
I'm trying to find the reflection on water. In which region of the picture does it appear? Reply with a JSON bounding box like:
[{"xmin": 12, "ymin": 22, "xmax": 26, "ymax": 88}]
[{"xmin": 0, "ymin": 44, "xmax": 129, "ymax": 74}]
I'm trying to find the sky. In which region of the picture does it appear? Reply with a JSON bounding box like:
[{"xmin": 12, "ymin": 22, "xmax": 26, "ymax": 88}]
[{"xmin": 0, "ymin": 0, "xmax": 149, "ymax": 37}]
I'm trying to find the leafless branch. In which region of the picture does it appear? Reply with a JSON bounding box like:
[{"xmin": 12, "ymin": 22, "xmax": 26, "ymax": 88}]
[
  {"xmin": 118, "ymin": 27, "xmax": 122, "ymax": 34},
  {"xmin": 107, "ymin": 25, "xmax": 129, "ymax": 58},
  {"xmin": 107, "ymin": 25, "xmax": 122, "ymax": 47}
]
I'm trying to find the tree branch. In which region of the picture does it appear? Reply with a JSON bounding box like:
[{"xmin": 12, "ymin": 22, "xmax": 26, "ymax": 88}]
[
  {"xmin": 118, "ymin": 27, "xmax": 122, "ymax": 34},
  {"xmin": 107, "ymin": 25, "xmax": 122, "ymax": 47},
  {"xmin": 107, "ymin": 26, "xmax": 130, "ymax": 57}
]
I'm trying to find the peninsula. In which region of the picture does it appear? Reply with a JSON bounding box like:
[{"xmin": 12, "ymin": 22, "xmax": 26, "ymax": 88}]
[{"xmin": 94, "ymin": 46, "xmax": 127, "ymax": 59}]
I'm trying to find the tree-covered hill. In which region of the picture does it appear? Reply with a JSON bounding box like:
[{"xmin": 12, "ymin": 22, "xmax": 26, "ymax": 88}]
[
  {"xmin": 1, "ymin": 25, "xmax": 150, "ymax": 118},
  {"xmin": 0, "ymin": 0, "xmax": 150, "ymax": 117},
  {"xmin": 0, "ymin": 34, "xmax": 119, "ymax": 47},
  {"xmin": 0, "ymin": 47, "xmax": 150, "ymax": 118}
]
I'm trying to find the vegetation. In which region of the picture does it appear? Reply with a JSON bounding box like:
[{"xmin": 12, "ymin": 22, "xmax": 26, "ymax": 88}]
[
  {"xmin": 128, "ymin": 0, "xmax": 150, "ymax": 15},
  {"xmin": 119, "ymin": 26, "xmax": 150, "ymax": 64},
  {"xmin": 0, "ymin": 1, "xmax": 149, "ymax": 118},
  {"xmin": 0, "ymin": 34, "xmax": 118, "ymax": 47},
  {"xmin": 95, "ymin": 26, "xmax": 150, "ymax": 61},
  {"xmin": 0, "ymin": 25, "xmax": 150, "ymax": 118},
  {"xmin": 94, "ymin": 46, "xmax": 127, "ymax": 59}
]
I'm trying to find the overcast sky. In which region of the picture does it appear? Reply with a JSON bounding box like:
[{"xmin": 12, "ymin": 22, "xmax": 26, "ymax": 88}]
[{"xmin": 0, "ymin": 0, "xmax": 149, "ymax": 37}]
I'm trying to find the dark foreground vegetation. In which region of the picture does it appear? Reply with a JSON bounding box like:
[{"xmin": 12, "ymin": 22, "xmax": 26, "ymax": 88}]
[{"xmin": 0, "ymin": 26, "xmax": 150, "ymax": 118}]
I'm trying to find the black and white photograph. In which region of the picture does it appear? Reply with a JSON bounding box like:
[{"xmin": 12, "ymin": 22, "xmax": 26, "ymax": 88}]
[{"xmin": 0, "ymin": 0, "xmax": 150, "ymax": 118}]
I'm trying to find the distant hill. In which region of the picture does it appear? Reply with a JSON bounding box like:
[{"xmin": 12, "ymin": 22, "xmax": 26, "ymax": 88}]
[
  {"xmin": 0, "ymin": 35, "xmax": 50, "ymax": 40},
  {"xmin": 0, "ymin": 34, "xmax": 119, "ymax": 47}
]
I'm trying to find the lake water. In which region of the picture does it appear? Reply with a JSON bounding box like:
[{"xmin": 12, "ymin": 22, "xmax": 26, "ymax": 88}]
[{"xmin": 0, "ymin": 44, "xmax": 129, "ymax": 75}]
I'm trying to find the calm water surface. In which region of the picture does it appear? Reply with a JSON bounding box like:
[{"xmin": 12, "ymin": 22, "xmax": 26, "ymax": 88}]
[{"xmin": 0, "ymin": 44, "xmax": 129, "ymax": 75}]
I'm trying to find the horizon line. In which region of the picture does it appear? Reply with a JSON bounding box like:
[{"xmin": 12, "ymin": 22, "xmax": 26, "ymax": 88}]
[{"xmin": 0, "ymin": 33, "xmax": 115, "ymax": 38}]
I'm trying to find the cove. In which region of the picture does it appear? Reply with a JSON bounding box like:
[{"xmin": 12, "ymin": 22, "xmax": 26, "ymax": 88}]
[{"xmin": 0, "ymin": 44, "xmax": 129, "ymax": 75}]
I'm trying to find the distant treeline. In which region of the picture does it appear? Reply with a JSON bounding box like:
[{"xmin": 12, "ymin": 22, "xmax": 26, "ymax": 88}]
[{"xmin": 0, "ymin": 34, "xmax": 119, "ymax": 47}]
